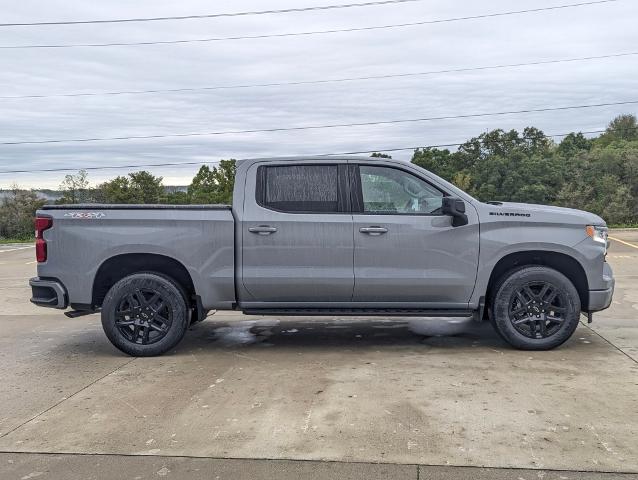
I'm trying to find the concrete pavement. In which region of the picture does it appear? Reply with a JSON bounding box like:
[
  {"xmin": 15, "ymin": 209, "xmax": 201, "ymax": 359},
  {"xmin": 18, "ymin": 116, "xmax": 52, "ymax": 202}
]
[
  {"xmin": 0, "ymin": 236, "xmax": 636, "ymax": 479},
  {"xmin": 2, "ymin": 453, "xmax": 637, "ymax": 480}
]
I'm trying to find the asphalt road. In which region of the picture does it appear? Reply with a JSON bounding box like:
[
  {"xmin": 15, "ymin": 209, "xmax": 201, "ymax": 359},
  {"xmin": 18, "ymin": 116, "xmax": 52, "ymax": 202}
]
[{"xmin": 0, "ymin": 235, "xmax": 636, "ymax": 480}]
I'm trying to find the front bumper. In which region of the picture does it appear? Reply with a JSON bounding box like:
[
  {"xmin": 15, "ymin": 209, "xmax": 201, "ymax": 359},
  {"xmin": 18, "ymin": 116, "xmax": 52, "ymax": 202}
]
[
  {"xmin": 29, "ymin": 277, "xmax": 68, "ymax": 309},
  {"xmin": 587, "ymin": 262, "xmax": 615, "ymax": 312}
]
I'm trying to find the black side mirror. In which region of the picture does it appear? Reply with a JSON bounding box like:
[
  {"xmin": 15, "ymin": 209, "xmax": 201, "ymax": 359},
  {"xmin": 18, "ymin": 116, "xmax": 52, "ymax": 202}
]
[{"xmin": 442, "ymin": 197, "xmax": 468, "ymax": 227}]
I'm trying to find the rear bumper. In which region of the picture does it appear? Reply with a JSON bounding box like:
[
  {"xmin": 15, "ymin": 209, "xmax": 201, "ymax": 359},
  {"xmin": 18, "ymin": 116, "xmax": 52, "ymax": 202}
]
[
  {"xmin": 587, "ymin": 262, "xmax": 615, "ymax": 312},
  {"xmin": 29, "ymin": 277, "xmax": 67, "ymax": 309}
]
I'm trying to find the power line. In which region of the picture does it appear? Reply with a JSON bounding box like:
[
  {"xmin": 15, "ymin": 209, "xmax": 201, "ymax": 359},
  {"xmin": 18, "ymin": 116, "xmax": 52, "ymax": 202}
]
[
  {"xmin": 0, "ymin": 1, "xmax": 618, "ymax": 49},
  {"xmin": 2, "ymin": 52, "xmax": 635, "ymax": 100},
  {"xmin": 0, "ymin": 101, "xmax": 634, "ymax": 146},
  {"xmin": 0, "ymin": 129, "xmax": 607, "ymax": 175},
  {"xmin": 0, "ymin": 0, "xmax": 424, "ymax": 27}
]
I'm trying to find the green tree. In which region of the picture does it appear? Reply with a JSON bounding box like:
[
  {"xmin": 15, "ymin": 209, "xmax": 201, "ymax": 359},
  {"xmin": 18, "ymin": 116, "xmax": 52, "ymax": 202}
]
[
  {"xmin": 188, "ymin": 160, "xmax": 236, "ymax": 204},
  {"xmin": 599, "ymin": 114, "xmax": 638, "ymax": 145},
  {"xmin": 456, "ymin": 128, "xmax": 551, "ymax": 163},
  {"xmin": 557, "ymin": 132, "xmax": 592, "ymax": 157},
  {"xmin": 98, "ymin": 176, "xmax": 132, "ymax": 203},
  {"xmin": 129, "ymin": 171, "xmax": 164, "ymax": 203},
  {"xmin": 370, "ymin": 152, "xmax": 392, "ymax": 159},
  {"xmin": 58, "ymin": 169, "xmax": 92, "ymax": 204},
  {"xmin": 411, "ymin": 147, "xmax": 457, "ymax": 180},
  {"xmin": 0, "ymin": 186, "xmax": 46, "ymax": 240},
  {"xmin": 213, "ymin": 159, "xmax": 236, "ymax": 204},
  {"xmin": 414, "ymin": 128, "xmax": 558, "ymax": 203},
  {"xmin": 98, "ymin": 171, "xmax": 164, "ymax": 204},
  {"xmin": 188, "ymin": 165, "xmax": 215, "ymax": 204}
]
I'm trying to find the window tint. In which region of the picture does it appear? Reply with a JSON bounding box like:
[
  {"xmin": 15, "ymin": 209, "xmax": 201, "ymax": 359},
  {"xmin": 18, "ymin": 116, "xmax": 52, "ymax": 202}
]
[
  {"xmin": 261, "ymin": 165, "xmax": 339, "ymax": 212},
  {"xmin": 359, "ymin": 165, "xmax": 444, "ymax": 214}
]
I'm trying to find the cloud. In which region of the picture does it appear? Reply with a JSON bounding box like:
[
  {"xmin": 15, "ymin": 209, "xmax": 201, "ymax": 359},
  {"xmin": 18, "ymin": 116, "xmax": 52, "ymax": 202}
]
[{"xmin": 0, "ymin": 0, "xmax": 636, "ymax": 188}]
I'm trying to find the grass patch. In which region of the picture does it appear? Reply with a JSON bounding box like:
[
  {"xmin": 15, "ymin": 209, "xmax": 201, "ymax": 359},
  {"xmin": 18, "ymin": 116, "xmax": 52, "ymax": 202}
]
[
  {"xmin": 609, "ymin": 224, "xmax": 638, "ymax": 229},
  {"xmin": 0, "ymin": 237, "xmax": 34, "ymax": 244}
]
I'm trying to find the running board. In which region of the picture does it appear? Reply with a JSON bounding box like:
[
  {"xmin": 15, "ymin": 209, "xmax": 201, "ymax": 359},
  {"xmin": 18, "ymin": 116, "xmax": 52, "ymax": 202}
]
[
  {"xmin": 242, "ymin": 308, "xmax": 474, "ymax": 317},
  {"xmin": 64, "ymin": 309, "xmax": 96, "ymax": 318}
]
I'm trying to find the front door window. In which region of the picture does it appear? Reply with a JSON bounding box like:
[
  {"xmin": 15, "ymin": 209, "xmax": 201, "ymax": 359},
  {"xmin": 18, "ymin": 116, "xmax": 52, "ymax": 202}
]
[{"xmin": 359, "ymin": 165, "xmax": 444, "ymax": 215}]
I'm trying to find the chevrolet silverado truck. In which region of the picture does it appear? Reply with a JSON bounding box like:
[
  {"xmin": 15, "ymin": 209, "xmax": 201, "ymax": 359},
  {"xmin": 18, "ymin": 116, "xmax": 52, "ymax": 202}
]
[{"xmin": 29, "ymin": 157, "xmax": 614, "ymax": 356}]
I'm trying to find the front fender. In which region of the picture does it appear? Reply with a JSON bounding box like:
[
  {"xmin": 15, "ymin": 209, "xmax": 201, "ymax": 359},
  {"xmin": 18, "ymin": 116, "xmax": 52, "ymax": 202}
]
[{"xmin": 470, "ymin": 222, "xmax": 602, "ymax": 305}]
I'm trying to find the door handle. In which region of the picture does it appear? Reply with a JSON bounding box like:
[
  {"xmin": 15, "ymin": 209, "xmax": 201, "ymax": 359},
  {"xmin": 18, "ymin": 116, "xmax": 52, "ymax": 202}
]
[
  {"xmin": 248, "ymin": 225, "xmax": 278, "ymax": 235},
  {"xmin": 360, "ymin": 226, "xmax": 388, "ymax": 236}
]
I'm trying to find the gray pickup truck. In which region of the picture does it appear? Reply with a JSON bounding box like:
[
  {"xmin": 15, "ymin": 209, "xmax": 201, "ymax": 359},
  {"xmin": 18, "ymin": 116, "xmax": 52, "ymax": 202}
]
[{"xmin": 30, "ymin": 156, "xmax": 614, "ymax": 356}]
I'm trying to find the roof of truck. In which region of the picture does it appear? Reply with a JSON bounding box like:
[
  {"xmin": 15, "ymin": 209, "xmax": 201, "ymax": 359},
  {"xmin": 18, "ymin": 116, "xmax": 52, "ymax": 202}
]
[{"xmin": 235, "ymin": 156, "xmax": 402, "ymax": 167}]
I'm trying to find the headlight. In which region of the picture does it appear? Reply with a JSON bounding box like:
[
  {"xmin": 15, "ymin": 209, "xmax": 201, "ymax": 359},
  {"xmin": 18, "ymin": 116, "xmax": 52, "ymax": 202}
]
[{"xmin": 586, "ymin": 225, "xmax": 608, "ymax": 252}]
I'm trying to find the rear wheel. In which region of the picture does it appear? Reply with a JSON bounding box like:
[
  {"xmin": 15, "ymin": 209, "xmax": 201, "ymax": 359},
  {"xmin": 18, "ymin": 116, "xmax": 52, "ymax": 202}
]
[
  {"xmin": 101, "ymin": 273, "xmax": 189, "ymax": 356},
  {"xmin": 491, "ymin": 266, "xmax": 581, "ymax": 350}
]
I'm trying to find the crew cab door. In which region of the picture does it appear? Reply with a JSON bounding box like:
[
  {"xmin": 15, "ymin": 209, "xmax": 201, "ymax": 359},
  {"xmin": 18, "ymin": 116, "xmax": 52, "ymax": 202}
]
[
  {"xmin": 350, "ymin": 163, "xmax": 479, "ymax": 306},
  {"xmin": 240, "ymin": 162, "xmax": 354, "ymax": 303}
]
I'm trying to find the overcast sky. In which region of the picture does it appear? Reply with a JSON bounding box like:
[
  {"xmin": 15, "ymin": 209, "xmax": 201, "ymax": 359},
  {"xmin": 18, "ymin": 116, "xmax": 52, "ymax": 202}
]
[{"xmin": 0, "ymin": 0, "xmax": 636, "ymax": 189}]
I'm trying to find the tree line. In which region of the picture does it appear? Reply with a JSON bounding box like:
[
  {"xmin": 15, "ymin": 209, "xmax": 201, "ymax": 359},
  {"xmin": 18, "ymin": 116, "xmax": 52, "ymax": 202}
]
[
  {"xmin": 412, "ymin": 114, "xmax": 638, "ymax": 225},
  {"xmin": 1, "ymin": 114, "xmax": 637, "ymax": 241},
  {"xmin": 54, "ymin": 158, "xmax": 237, "ymax": 206}
]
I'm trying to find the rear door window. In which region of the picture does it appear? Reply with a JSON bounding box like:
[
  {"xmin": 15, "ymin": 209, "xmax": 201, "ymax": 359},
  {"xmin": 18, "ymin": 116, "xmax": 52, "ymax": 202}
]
[{"xmin": 258, "ymin": 165, "xmax": 343, "ymax": 213}]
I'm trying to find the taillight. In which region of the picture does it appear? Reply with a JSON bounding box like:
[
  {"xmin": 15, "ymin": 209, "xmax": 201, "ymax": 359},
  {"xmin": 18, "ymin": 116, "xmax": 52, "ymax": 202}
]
[{"xmin": 35, "ymin": 216, "xmax": 52, "ymax": 263}]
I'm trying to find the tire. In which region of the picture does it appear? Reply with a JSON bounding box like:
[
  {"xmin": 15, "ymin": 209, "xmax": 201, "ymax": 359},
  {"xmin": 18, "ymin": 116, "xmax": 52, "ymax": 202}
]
[
  {"xmin": 491, "ymin": 266, "xmax": 581, "ymax": 350},
  {"xmin": 101, "ymin": 273, "xmax": 189, "ymax": 356}
]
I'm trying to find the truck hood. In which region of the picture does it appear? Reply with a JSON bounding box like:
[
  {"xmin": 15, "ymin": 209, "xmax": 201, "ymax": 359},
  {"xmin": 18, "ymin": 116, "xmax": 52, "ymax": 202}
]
[{"xmin": 481, "ymin": 201, "xmax": 606, "ymax": 226}]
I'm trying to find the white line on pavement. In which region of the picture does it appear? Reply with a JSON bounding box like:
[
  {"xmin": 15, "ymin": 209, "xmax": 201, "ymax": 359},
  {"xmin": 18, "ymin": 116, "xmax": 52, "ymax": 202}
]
[{"xmin": 0, "ymin": 245, "xmax": 34, "ymax": 253}]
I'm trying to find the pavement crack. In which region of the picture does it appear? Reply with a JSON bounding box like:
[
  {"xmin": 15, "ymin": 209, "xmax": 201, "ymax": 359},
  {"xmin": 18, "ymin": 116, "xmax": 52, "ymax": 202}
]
[
  {"xmin": 0, "ymin": 357, "xmax": 136, "ymax": 440},
  {"xmin": 581, "ymin": 321, "xmax": 638, "ymax": 365}
]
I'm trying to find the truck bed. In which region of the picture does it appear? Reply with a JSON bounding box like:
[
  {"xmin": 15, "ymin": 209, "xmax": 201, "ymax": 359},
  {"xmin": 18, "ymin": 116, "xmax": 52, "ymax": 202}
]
[{"xmin": 37, "ymin": 204, "xmax": 236, "ymax": 310}]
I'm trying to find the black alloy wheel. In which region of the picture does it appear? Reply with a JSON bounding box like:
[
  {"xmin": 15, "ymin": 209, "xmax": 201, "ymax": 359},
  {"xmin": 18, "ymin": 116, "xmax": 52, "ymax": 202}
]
[
  {"xmin": 491, "ymin": 266, "xmax": 581, "ymax": 350},
  {"xmin": 508, "ymin": 281, "xmax": 567, "ymax": 339},
  {"xmin": 115, "ymin": 288, "xmax": 173, "ymax": 345},
  {"xmin": 102, "ymin": 273, "xmax": 189, "ymax": 356}
]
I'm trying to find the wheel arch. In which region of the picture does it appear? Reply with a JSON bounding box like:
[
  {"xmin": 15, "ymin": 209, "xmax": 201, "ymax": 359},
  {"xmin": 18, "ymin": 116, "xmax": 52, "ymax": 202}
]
[
  {"xmin": 485, "ymin": 250, "xmax": 589, "ymax": 312},
  {"xmin": 92, "ymin": 253, "xmax": 195, "ymax": 308}
]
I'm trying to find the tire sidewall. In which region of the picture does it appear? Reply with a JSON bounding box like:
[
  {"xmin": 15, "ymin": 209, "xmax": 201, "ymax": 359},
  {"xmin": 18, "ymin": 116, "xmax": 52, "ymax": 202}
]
[
  {"xmin": 493, "ymin": 267, "xmax": 581, "ymax": 350},
  {"xmin": 101, "ymin": 273, "xmax": 188, "ymax": 356}
]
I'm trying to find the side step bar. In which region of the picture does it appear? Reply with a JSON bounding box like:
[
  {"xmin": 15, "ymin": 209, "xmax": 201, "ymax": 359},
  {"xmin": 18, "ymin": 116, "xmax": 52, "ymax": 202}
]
[{"xmin": 242, "ymin": 308, "xmax": 474, "ymax": 317}]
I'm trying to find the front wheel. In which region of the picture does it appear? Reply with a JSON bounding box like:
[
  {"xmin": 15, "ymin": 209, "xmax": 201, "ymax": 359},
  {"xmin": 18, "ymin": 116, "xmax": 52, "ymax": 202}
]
[
  {"xmin": 491, "ymin": 266, "xmax": 581, "ymax": 350},
  {"xmin": 101, "ymin": 273, "xmax": 189, "ymax": 356}
]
